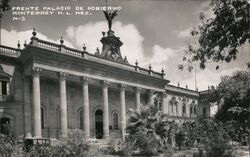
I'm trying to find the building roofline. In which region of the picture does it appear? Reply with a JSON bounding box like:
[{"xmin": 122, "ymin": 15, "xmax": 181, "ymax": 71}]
[
  {"xmin": 167, "ymin": 84, "xmax": 198, "ymax": 92},
  {"xmin": 165, "ymin": 84, "xmax": 199, "ymax": 97},
  {"xmin": 0, "ymin": 35, "xmax": 169, "ymax": 82}
]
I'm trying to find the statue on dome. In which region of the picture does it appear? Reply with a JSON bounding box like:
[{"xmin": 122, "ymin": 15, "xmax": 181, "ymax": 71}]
[{"xmin": 103, "ymin": 10, "xmax": 118, "ymax": 31}]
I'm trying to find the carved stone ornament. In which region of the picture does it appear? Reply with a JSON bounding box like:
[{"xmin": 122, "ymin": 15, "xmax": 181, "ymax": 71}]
[
  {"xmin": 81, "ymin": 76, "xmax": 91, "ymax": 83},
  {"xmin": 32, "ymin": 67, "xmax": 42, "ymax": 77},
  {"xmin": 102, "ymin": 44, "xmax": 124, "ymax": 63},
  {"xmin": 162, "ymin": 92, "xmax": 168, "ymax": 98},
  {"xmin": 134, "ymin": 87, "xmax": 142, "ymax": 92},
  {"xmin": 119, "ymin": 84, "xmax": 127, "ymax": 89},
  {"xmin": 102, "ymin": 80, "xmax": 110, "ymax": 86},
  {"xmin": 58, "ymin": 72, "xmax": 67, "ymax": 80}
]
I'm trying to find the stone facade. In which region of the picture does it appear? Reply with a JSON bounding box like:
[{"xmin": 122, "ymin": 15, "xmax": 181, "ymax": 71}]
[{"xmin": 0, "ymin": 28, "xmax": 210, "ymax": 139}]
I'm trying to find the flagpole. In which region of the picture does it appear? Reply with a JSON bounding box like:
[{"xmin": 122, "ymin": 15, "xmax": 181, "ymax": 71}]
[{"xmin": 106, "ymin": 0, "xmax": 108, "ymax": 13}]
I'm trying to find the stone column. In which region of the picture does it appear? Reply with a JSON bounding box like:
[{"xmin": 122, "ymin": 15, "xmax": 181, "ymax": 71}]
[
  {"xmin": 58, "ymin": 72, "xmax": 68, "ymax": 138},
  {"xmin": 161, "ymin": 92, "xmax": 168, "ymax": 114},
  {"xmin": 148, "ymin": 89, "xmax": 154, "ymax": 106},
  {"xmin": 0, "ymin": 81, "xmax": 2, "ymax": 101},
  {"xmin": 167, "ymin": 96, "xmax": 172, "ymax": 116},
  {"xmin": 102, "ymin": 81, "xmax": 110, "ymax": 138},
  {"xmin": 186, "ymin": 101, "xmax": 190, "ymax": 117},
  {"xmin": 6, "ymin": 82, "xmax": 9, "ymax": 95},
  {"xmin": 120, "ymin": 84, "xmax": 127, "ymax": 141},
  {"xmin": 135, "ymin": 87, "xmax": 141, "ymax": 111},
  {"xmin": 32, "ymin": 67, "xmax": 42, "ymax": 138},
  {"xmin": 23, "ymin": 76, "xmax": 32, "ymax": 137},
  {"xmin": 178, "ymin": 101, "xmax": 182, "ymax": 117},
  {"xmin": 81, "ymin": 76, "xmax": 90, "ymax": 138}
]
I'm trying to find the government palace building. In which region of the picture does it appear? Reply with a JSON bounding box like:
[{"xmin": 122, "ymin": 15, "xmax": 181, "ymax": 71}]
[{"xmin": 0, "ymin": 25, "xmax": 210, "ymax": 140}]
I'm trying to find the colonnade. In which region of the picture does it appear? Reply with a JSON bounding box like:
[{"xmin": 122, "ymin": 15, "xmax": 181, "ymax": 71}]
[{"xmin": 31, "ymin": 67, "xmax": 168, "ymax": 138}]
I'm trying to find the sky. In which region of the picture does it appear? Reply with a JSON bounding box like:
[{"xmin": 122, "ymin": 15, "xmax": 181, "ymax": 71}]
[{"xmin": 1, "ymin": 0, "xmax": 249, "ymax": 91}]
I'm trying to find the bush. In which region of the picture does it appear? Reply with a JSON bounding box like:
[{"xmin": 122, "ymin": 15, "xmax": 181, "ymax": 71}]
[
  {"xmin": 26, "ymin": 140, "xmax": 89, "ymax": 157},
  {"xmin": 205, "ymin": 143, "xmax": 233, "ymax": 157},
  {"xmin": 183, "ymin": 118, "xmax": 237, "ymax": 157},
  {"xmin": 0, "ymin": 134, "xmax": 16, "ymax": 157},
  {"xmin": 103, "ymin": 138, "xmax": 129, "ymax": 156},
  {"xmin": 26, "ymin": 132, "xmax": 90, "ymax": 157},
  {"xmin": 127, "ymin": 131, "xmax": 162, "ymax": 156},
  {"xmin": 175, "ymin": 129, "xmax": 188, "ymax": 150},
  {"xmin": 26, "ymin": 146, "xmax": 50, "ymax": 157}
]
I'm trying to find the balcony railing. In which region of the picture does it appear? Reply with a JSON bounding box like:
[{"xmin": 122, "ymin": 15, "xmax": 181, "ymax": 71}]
[
  {"xmin": 31, "ymin": 38, "xmax": 165, "ymax": 79},
  {"xmin": 0, "ymin": 45, "xmax": 21, "ymax": 58},
  {"xmin": 0, "ymin": 36, "xmax": 166, "ymax": 79}
]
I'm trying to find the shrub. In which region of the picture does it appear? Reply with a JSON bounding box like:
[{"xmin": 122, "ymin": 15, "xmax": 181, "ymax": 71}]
[
  {"xmin": 103, "ymin": 138, "xmax": 129, "ymax": 155},
  {"xmin": 0, "ymin": 133, "xmax": 16, "ymax": 157},
  {"xmin": 26, "ymin": 132, "xmax": 90, "ymax": 157},
  {"xmin": 26, "ymin": 146, "xmax": 51, "ymax": 157},
  {"xmin": 183, "ymin": 118, "xmax": 236, "ymax": 157}
]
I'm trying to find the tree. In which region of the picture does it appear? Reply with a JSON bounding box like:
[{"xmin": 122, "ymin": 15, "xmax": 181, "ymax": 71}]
[
  {"xmin": 179, "ymin": 0, "xmax": 250, "ymax": 71},
  {"xmin": 209, "ymin": 71, "xmax": 249, "ymax": 129},
  {"xmin": 183, "ymin": 119, "xmax": 236, "ymax": 157}
]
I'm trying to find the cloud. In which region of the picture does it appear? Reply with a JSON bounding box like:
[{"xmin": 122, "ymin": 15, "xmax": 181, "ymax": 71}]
[
  {"xmin": 1, "ymin": 29, "xmax": 75, "ymax": 49},
  {"xmin": 142, "ymin": 45, "xmax": 180, "ymax": 71},
  {"xmin": 177, "ymin": 27, "xmax": 192, "ymax": 38},
  {"xmin": 65, "ymin": 21, "xmax": 144, "ymax": 64}
]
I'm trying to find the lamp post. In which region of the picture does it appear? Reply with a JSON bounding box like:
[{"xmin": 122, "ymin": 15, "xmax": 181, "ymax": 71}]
[
  {"xmin": 247, "ymin": 39, "xmax": 250, "ymax": 146},
  {"xmin": 248, "ymin": 63, "xmax": 250, "ymax": 147}
]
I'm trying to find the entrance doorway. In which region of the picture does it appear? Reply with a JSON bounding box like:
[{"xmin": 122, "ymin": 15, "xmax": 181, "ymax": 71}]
[
  {"xmin": 0, "ymin": 118, "xmax": 10, "ymax": 135},
  {"xmin": 95, "ymin": 109, "xmax": 103, "ymax": 139}
]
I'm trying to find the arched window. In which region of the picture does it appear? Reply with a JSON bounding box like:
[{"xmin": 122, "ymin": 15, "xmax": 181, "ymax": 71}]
[
  {"xmin": 159, "ymin": 102, "xmax": 162, "ymax": 111},
  {"xmin": 190, "ymin": 106, "xmax": 193, "ymax": 114},
  {"xmin": 0, "ymin": 64, "xmax": 11, "ymax": 102},
  {"xmin": 113, "ymin": 112, "xmax": 118, "ymax": 130},
  {"xmin": 203, "ymin": 107, "xmax": 206, "ymax": 116},
  {"xmin": 175, "ymin": 102, "xmax": 178, "ymax": 114},
  {"xmin": 171, "ymin": 102, "xmax": 174, "ymax": 113},
  {"xmin": 78, "ymin": 109, "xmax": 83, "ymax": 130},
  {"xmin": 41, "ymin": 107, "xmax": 45, "ymax": 129},
  {"xmin": 190, "ymin": 106, "xmax": 193, "ymax": 117}
]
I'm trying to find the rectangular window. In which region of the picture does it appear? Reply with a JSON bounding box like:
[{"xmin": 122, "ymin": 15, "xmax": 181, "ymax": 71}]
[
  {"xmin": 79, "ymin": 110, "xmax": 83, "ymax": 129},
  {"xmin": 182, "ymin": 105, "xmax": 186, "ymax": 114},
  {"xmin": 2, "ymin": 81, "xmax": 7, "ymax": 95}
]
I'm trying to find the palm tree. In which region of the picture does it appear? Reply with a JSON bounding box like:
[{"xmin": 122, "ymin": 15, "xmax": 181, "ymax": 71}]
[{"xmin": 126, "ymin": 105, "xmax": 178, "ymax": 154}]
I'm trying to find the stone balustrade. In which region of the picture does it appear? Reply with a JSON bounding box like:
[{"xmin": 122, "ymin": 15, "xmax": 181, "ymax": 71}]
[
  {"xmin": 0, "ymin": 37, "xmax": 165, "ymax": 79},
  {"xmin": 36, "ymin": 39, "xmax": 59, "ymax": 52},
  {"xmin": 166, "ymin": 85, "xmax": 199, "ymax": 97},
  {"xmin": 28, "ymin": 38, "xmax": 165, "ymax": 79},
  {"xmin": 0, "ymin": 45, "xmax": 21, "ymax": 57}
]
